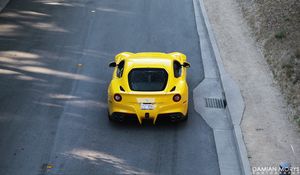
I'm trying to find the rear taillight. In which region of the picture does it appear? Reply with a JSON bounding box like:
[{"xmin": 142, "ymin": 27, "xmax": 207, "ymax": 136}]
[
  {"xmin": 114, "ymin": 94, "xmax": 122, "ymax": 102},
  {"xmin": 173, "ymin": 94, "xmax": 181, "ymax": 102}
]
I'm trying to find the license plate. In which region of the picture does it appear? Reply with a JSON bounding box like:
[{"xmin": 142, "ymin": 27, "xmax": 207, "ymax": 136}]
[{"xmin": 140, "ymin": 103, "xmax": 154, "ymax": 110}]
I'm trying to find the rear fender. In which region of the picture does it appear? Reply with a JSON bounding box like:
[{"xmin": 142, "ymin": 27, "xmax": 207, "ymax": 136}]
[
  {"xmin": 115, "ymin": 52, "xmax": 134, "ymax": 64},
  {"xmin": 168, "ymin": 52, "xmax": 187, "ymax": 64}
]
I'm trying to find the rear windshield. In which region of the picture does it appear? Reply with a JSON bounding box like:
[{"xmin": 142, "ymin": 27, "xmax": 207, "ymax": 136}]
[{"xmin": 128, "ymin": 68, "xmax": 168, "ymax": 91}]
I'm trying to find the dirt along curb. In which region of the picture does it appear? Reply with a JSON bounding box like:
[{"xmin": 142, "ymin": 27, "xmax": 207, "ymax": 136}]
[
  {"xmin": 0, "ymin": 0, "xmax": 9, "ymax": 12},
  {"xmin": 192, "ymin": 0, "xmax": 251, "ymax": 174}
]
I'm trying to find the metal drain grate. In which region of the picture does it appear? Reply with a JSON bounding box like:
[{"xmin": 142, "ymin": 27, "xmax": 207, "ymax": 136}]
[{"xmin": 205, "ymin": 98, "xmax": 227, "ymax": 108}]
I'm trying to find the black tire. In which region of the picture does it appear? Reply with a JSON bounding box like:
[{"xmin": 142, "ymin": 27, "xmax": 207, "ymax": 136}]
[
  {"xmin": 181, "ymin": 113, "xmax": 189, "ymax": 122},
  {"xmin": 107, "ymin": 111, "xmax": 113, "ymax": 121}
]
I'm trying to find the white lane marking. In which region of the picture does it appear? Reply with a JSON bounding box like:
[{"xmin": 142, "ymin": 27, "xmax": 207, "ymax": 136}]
[{"xmin": 290, "ymin": 144, "xmax": 295, "ymax": 155}]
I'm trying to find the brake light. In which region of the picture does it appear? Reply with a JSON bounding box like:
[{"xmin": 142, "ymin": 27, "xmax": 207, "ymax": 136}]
[
  {"xmin": 114, "ymin": 94, "xmax": 122, "ymax": 102},
  {"xmin": 173, "ymin": 94, "xmax": 181, "ymax": 102}
]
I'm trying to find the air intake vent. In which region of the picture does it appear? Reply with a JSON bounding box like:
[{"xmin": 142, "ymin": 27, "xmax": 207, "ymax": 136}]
[
  {"xmin": 205, "ymin": 98, "xmax": 227, "ymax": 108},
  {"xmin": 170, "ymin": 86, "xmax": 176, "ymax": 92}
]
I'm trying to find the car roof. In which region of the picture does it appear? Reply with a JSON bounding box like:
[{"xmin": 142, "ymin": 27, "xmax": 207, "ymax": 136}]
[{"xmin": 124, "ymin": 52, "xmax": 175, "ymax": 69}]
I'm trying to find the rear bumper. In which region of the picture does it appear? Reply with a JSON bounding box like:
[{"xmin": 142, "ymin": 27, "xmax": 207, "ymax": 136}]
[
  {"xmin": 110, "ymin": 112, "xmax": 187, "ymax": 124},
  {"xmin": 108, "ymin": 101, "xmax": 188, "ymax": 124}
]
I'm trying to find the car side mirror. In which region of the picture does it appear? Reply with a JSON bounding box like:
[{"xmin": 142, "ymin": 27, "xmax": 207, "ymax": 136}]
[
  {"xmin": 109, "ymin": 62, "xmax": 117, "ymax": 67},
  {"xmin": 183, "ymin": 62, "xmax": 191, "ymax": 68}
]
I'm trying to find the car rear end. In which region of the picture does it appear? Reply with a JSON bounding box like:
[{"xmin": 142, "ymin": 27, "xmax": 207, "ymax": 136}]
[
  {"xmin": 108, "ymin": 52, "xmax": 189, "ymax": 124},
  {"xmin": 109, "ymin": 91, "xmax": 188, "ymax": 124}
]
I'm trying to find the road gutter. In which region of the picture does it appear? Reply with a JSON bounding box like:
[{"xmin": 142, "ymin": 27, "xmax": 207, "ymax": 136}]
[
  {"xmin": 192, "ymin": 0, "xmax": 251, "ymax": 174},
  {"xmin": 0, "ymin": 0, "xmax": 9, "ymax": 12}
]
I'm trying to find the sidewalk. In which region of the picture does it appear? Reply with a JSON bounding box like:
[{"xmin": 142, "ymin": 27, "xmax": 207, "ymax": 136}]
[
  {"xmin": 193, "ymin": 0, "xmax": 250, "ymax": 174},
  {"xmin": 203, "ymin": 0, "xmax": 300, "ymax": 172}
]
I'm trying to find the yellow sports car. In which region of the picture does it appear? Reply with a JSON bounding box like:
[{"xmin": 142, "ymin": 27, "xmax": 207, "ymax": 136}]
[{"xmin": 107, "ymin": 52, "xmax": 190, "ymax": 124}]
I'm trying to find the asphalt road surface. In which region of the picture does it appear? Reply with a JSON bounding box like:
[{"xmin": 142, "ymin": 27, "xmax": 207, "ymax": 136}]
[{"xmin": 0, "ymin": 0, "xmax": 220, "ymax": 174}]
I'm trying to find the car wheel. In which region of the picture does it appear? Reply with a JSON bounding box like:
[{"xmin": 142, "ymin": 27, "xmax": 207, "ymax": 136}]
[
  {"xmin": 181, "ymin": 113, "xmax": 189, "ymax": 122},
  {"xmin": 107, "ymin": 111, "xmax": 113, "ymax": 121}
]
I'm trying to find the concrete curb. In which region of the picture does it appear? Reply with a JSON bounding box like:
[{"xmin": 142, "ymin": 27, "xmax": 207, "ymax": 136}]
[
  {"xmin": 193, "ymin": 0, "xmax": 251, "ymax": 174},
  {"xmin": 0, "ymin": 0, "xmax": 9, "ymax": 12}
]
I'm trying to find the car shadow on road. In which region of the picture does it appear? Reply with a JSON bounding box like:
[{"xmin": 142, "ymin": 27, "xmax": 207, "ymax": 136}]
[{"xmin": 107, "ymin": 116, "xmax": 189, "ymax": 130}]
